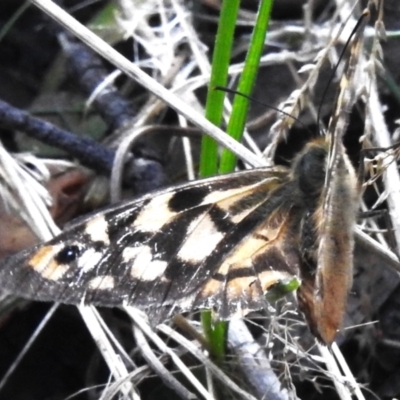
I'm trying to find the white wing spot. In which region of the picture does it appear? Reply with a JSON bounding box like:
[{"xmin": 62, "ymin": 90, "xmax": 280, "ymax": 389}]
[
  {"xmin": 84, "ymin": 215, "xmax": 110, "ymax": 244},
  {"xmin": 127, "ymin": 246, "xmax": 168, "ymax": 281},
  {"xmin": 177, "ymin": 213, "xmax": 224, "ymax": 263},
  {"xmin": 77, "ymin": 248, "xmax": 104, "ymax": 273},
  {"xmin": 132, "ymin": 193, "xmax": 176, "ymax": 232},
  {"xmin": 122, "ymin": 246, "xmax": 142, "ymax": 262},
  {"xmin": 89, "ymin": 275, "xmax": 115, "ymax": 290}
]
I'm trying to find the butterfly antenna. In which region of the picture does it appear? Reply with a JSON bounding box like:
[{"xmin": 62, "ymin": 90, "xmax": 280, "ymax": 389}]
[
  {"xmin": 214, "ymin": 86, "xmax": 313, "ymax": 134},
  {"xmin": 316, "ymin": 10, "xmax": 371, "ymax": 136}
]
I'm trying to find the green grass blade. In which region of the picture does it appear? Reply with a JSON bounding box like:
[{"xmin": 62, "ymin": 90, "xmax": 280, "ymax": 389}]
[
  {"xmin": 200, "ymin": 0, "xmax": 240, "ymax": 178},
  {"xmin": 219, "ymin": 0, "xmax": 274, "ymax": 173},
  {"xmin": 200, "ymin": 0, "xmax": 274, "ymax": 362},
  {"xmin": 199, "ymin": 0, "xmax": 240, "ymax": 361},
  {"xmin": 201, "ymin": 310, "xmax": 227, "ymax": 363},
  {"xmin": 0, "ymin": 1, "xmax": 30, "ymax": 44}
]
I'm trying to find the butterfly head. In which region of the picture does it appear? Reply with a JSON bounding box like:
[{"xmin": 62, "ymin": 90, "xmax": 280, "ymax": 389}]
[{"xmin": 292, "ymin": 138, "xmax": 329, "ymax": 197}]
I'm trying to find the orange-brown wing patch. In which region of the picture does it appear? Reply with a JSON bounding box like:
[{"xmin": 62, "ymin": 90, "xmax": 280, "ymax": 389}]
[{"xmin": 193, "ymin": 198, "xmax": 302, "ymax": 319}]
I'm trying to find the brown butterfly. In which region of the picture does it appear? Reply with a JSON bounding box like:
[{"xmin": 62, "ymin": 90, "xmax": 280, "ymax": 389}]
[{"xmin": 0, "ymin": 8, "xmax": 371, "ymax": 346}]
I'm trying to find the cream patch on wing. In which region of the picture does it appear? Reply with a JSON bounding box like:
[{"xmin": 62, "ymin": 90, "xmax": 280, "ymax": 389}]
[
  {"xmin": 201, "ymin": 186, "xmax": 256, "ymax": 206},
  {"xmin": 177, "ymin": 213, "xmax": 224, "ymax": 263},
  {"xmin": 77, "ymin": 248, "xmax": 104, "ymax": 273},
  {"xmin": 200, "ymin": 177, "xmax": 281, "ymax": 209},
  {"xmin": 125, "ymin": 246, "xmax": 168, "ymax": 281},
  {"xmin": 89, "ymin": 275, "xmax": 115, "ymax": 290},
  {"xmin": 224, "ymin": 268, "xmax": 291, "ymax": 298},
  {"xmin": 84, "ymin": 215, "xmax": 110, "ymax": 244},
  {"xmin": 28, "ymin": 245, "xmax": 70, "ymax": 281},
  {"xmin": 213, "ymin": 224, "xmax": 282, "ymax": 276},
  {"xmin": 229, "ymin": 203, "xmax": 261, "ymax": 224},
  {"xmin": 122, "ymin": 246, "xmax": 142, "ymax": 262},
  {"xmin": 199, "ymin": 278, "xmax": 223, "ymax": 298},
  {"xmin": 216, "ymin": 235, "xmax": 269, "ymax": 275},
  {"xmin": 225, "ymin": 276, "xmax": 259, "ymax": 297},
  {"xmin": 257, "ymin": 270, "xmax": 292, "ymax": 291},
  {"xmin": 132, "ymin": 193, "xmax": 175, "ymax": 232}
]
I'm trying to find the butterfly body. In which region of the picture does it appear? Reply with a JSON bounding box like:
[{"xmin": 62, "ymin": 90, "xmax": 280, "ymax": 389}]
[{"xmin": 296, "ymin": 138, "xmax": 359, "ymax": 343}]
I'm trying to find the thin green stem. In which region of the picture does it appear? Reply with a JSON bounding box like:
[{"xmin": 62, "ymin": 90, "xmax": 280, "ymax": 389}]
[
  {"xmin": 0, "ymin": 1, "xmax": 30, "ymax": 44},
  {"xmin": 199, "ymin": 0, "xmax": 241, "ymax": 361},
  {"xmin": 219, "ymin": 0, "xmax": 274, "ymax": 173},
  {"xmin": 200, "ymin": 0, "xmax": 240, "ymax": 177}
]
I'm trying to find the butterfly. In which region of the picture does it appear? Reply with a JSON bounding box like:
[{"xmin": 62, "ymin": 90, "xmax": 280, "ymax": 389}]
[
  {"xmin": 0, "ymin": 8, "xmax": 371, "ymax": 346},
  {"xmin": 0, "ymin": 133, "xmax": 359, "ymax": 345}
]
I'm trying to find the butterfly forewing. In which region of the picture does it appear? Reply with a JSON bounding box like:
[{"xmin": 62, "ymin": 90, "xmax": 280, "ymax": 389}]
[{"xmin": 0, "ymin": 166, "xmax": 305, "ymax": 323}]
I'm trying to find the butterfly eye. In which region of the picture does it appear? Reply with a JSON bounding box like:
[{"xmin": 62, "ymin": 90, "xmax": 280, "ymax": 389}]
[{"xmin": 55, "ymin": 245, "xmax": 82, "ymax": 264}]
